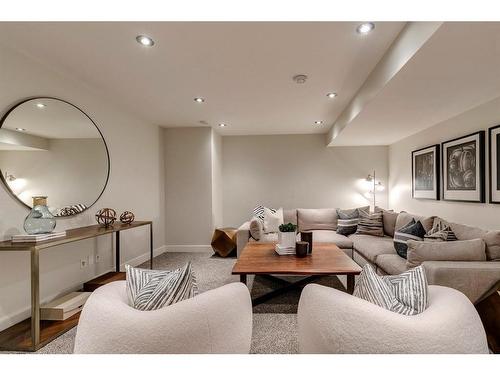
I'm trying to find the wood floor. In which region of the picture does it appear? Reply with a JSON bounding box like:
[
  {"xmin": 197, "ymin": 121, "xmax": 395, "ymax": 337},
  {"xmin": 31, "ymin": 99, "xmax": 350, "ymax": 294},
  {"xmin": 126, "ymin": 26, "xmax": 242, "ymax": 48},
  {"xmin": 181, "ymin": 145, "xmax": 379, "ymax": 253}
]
[{"xmin": 476, "ymin": 291, "xmax": 500, "ymax": 353}]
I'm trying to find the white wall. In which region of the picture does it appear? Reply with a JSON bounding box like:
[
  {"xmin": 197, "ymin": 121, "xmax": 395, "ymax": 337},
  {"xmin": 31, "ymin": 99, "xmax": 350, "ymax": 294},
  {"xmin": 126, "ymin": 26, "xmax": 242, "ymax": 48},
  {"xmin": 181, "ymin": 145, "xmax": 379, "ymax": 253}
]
[
  {"xmin": 211, "ymin": 131, "xmax": 223, "ymax": 228},
  {"xmin": 163, "ymin": 127, "xmax": 214, "ymax": 248},
  {"xmin": 222, "ymin": 134, "xmax": 389, "ymax": 226},
  {"xmin": 0, "ymin": 44, "xmax": 165, "ymax": 330},
  {"xmin": 389, "ymin": 96, "xmax": 500, "ymax": 230}
]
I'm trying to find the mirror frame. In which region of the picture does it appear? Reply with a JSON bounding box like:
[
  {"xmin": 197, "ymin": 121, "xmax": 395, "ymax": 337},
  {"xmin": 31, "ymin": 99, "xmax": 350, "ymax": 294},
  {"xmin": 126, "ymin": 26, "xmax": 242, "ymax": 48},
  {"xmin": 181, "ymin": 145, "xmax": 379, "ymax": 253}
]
[{"xmin": 0, "ymin": 96, "xmax": 111, "ymax": 216}]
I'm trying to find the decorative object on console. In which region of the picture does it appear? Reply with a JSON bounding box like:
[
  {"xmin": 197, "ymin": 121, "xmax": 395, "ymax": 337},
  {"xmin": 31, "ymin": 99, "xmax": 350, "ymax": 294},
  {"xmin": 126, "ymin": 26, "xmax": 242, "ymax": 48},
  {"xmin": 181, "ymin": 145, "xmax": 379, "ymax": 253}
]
[
  {"xmin": 125, "ymin": 262, "xmax": 197, "ymax": 311},
  {"xmin": 54, "ymin": 204, "xmax": 87, "ymax": 217},
  {"xmin": 412, "ymin": 144, "xmax": 440, "ymax": 200},
  {"xmin": 278, "ymin": 222, "xmax": 297, "ymax": 249},
  {"xmin": 95, "ymin": 208, "xmax": 117, "ymax": 227},
  {"xmin": 295, "ymin": 241, "xmax": 308, "ymax": 257},
  {"xmin": 23, "ymin": 196, "xmax": 57, "ymax": 235},
  {"xmin": 120, "ymin": 211, "xmax": 135, "ymax": 224},
  {"xmin": 488, "ymin": 124, "xmax": 500, "ymax": 203},
  {"xmin": 355, "ymin": 209, "xmax": 383, "ymax": 237},
  {"xmin": 211, "ymin": 227, "xmax": 237, "ymax": 257},
  {"xmin": 300, "ymin": 231, "xmax": 313, "ymax": 254},
  {"xmin": 353, "ymin": 264, "xmax": 428, "ymax": 316},
  {"xmin": 442, "ymin": 131, "xmax": 485, "ymax": 202},
  {"xmin": 12, "ymin": 231, "xmax": 66, "ymax": 243},
  {"xmin": 393, "ymin": 219, "xmax": 426, "ymax": 258}
]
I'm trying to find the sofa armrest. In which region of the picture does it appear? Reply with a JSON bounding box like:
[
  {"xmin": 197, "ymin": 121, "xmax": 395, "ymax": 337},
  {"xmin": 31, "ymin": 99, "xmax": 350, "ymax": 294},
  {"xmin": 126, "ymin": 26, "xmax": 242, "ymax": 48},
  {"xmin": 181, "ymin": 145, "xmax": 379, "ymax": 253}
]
[
  {"xmin": 237, "ymin": 221, "xmax": 251, "ymax": 258},
  {"xmin": 423, "ymin": 260, "xmax": 500, "ymax": 304}
]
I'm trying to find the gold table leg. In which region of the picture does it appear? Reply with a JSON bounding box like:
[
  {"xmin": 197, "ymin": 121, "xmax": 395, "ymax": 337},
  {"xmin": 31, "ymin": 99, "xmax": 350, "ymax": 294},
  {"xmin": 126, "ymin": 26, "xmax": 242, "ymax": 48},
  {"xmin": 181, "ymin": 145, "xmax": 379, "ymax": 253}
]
[{"xmin": 30, "ymin": 248, "xmax": 40, "ymax": 349}]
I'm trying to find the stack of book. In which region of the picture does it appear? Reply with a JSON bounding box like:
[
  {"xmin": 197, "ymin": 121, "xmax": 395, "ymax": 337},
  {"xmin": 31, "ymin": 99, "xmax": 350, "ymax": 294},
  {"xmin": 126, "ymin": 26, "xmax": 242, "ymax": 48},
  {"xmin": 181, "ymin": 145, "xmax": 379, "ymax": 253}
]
[
  {"xmin": 274, "ymin": 243, "xmax": 296, "ymax": 255},
  {"xmin": 12, "ymin": 231, "xmax": 67, "ymax": 243}
]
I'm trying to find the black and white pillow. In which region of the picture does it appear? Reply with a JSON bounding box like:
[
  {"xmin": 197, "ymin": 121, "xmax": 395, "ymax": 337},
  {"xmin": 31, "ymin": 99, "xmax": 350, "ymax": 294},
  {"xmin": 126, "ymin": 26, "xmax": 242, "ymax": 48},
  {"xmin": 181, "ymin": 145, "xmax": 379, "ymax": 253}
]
[
  {"xmin": 354, "ymin": 264, "xmax": 428, "ymax": 316},
  {"xmin": 252, "ymin": 205, "xmax": 276, "ymax": 223},
  {"xmin": 336, "ymin": 208, "xmax": 360, "ymax": 235},
  {"xmin": 125, "ymin": 262, "xmax": 198, "ymax": 311},
  {"xmin": 54, "ymin": 203, "xmax": 87, "ymax": 217},
  {"xmin": 394, "ymin": 219, "xmax": 426, "ymax": 258},
  {"xmin": 355, "ymin": 210, "xmax": 384, "ymax": 237}
]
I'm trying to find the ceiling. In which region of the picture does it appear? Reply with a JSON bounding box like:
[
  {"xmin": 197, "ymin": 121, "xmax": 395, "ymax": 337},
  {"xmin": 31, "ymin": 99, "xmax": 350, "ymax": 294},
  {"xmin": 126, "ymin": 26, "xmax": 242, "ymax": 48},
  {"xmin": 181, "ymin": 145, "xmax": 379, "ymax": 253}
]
[
  {"xmin": 331, "ymin": 22, "xmax": 500, "ymax": 146},
  {"xmin": 0, "ymin": 22, "xmax": 405, "ymax": 135}
]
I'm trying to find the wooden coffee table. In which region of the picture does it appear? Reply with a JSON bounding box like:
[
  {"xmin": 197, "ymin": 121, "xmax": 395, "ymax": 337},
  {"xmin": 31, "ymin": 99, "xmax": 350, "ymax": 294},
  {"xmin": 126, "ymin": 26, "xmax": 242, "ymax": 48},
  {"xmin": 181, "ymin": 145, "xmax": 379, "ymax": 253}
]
[{"xmin": 232, "ymin": 242, "xmax": 362, "ymax": 305}]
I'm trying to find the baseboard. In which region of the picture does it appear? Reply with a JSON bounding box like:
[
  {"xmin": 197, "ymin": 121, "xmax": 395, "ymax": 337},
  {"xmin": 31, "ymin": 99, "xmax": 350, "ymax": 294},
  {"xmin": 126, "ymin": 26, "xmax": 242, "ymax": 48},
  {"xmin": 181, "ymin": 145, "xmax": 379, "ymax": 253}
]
[
  {"xmin": 165, "ymin": 245, "xmax": 213, "ymax": 253},
  {"xmin": 121, "ymin": 245, "xmax": 167, "ymax": 268},
  {"xmin": 0, "ymin": 245, "xmax": 167, "ymax": 332}
]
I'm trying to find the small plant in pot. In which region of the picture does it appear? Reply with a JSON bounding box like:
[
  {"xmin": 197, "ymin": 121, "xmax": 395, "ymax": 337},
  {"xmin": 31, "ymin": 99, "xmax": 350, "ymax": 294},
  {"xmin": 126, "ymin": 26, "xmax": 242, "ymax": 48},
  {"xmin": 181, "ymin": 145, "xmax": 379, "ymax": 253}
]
[{"xmin": 278, "ymin": 222, "xmax": 297, "ymax": 249}]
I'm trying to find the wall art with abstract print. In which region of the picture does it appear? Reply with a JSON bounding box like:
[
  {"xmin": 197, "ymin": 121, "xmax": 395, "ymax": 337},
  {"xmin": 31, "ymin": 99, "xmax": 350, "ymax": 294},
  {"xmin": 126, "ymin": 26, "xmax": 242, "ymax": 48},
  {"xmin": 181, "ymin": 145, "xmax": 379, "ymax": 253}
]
[
  {"xmin": 442, "ymin": 131, "xmax": 485, "ymax": 202},
  {"xmin": 412, "ymin": 144, "xmax": 440, "ymax": 200},
  {"xmin": 489, "ymin": 124, "xmax": 500, "ymax": 203}
]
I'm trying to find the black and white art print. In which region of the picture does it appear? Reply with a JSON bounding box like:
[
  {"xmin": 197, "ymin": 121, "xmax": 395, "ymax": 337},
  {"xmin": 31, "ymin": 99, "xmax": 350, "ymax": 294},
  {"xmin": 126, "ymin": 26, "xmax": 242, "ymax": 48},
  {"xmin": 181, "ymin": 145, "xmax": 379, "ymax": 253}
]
[
  {"xmin": 489, "ymin": 125, "xmax": 500, "ymax": 203},
  {"xmin": 442, "ymin": 131, "xmax": 485, "ymax": 202},
  {"xmin": 412, "ymin": 145, "xmax": 439, "ymax": 200}
]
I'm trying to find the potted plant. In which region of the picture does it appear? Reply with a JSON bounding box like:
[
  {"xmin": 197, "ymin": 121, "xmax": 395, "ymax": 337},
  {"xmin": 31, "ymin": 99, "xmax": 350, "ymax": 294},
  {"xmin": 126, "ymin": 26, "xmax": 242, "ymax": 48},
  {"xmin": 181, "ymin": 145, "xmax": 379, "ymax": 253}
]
[{"xmin": 278, "ymin": 222, "xmax": 297, "ymax": 249}]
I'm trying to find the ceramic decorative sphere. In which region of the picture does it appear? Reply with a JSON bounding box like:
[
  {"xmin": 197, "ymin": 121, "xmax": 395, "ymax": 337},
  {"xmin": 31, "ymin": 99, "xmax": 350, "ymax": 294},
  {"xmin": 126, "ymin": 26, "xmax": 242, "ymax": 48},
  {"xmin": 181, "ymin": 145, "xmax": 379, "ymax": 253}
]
[
  {"xmin": 95, "ymin": 208, "xmax": 117, "ymax": 227},
  {"xmin": 120, "ymin": 211, "xmax": 135, "ymax": 225}
]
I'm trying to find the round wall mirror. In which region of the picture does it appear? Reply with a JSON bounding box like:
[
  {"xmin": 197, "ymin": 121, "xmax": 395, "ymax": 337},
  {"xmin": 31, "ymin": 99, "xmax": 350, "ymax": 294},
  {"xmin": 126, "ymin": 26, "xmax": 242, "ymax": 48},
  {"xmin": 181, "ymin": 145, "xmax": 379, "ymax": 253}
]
[{"xmin": 0, "ymin": 97, "xmax": 110, "ymax": 217}]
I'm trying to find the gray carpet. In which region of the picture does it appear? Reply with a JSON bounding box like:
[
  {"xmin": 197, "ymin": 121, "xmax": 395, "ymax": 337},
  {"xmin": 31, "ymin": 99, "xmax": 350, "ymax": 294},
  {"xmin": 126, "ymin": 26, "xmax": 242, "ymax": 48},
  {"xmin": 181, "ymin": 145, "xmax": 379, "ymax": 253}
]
[{"xmin": 17, "ymin": 251, "xmax": 346, "ymax": 354}]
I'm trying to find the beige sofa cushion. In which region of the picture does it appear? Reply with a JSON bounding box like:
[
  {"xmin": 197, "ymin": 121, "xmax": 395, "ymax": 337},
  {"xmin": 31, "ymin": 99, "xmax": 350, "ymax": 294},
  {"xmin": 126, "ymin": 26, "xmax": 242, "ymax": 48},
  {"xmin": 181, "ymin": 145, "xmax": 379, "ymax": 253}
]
[
  {"xmin": 376, "ymin": 254, "xmax": 408, "ymax": 275},
  {"xmin": 406, "ymin": 239, "xmax": 486, "ymax": 268},
  {"xmin": 395, "ymin": 212, "xmax": 434, "ymax": 233},
  {"xmin": 298, "ymin": 208, "xmax": 338, "ymax": 231},
  {"xmin": 440, "ymin": 218, "xmax": 500, "ymax": 261},
  {"xmin": 309, "ymin": 230, "xmax": 352, "ymax": 249},
  {"xmin": 350, "ymin": 234, "xmax": 395, "ymax": 262},
  {"xmin": 375, "ymin": 207, "xmax": 399, "ymax": 237}
]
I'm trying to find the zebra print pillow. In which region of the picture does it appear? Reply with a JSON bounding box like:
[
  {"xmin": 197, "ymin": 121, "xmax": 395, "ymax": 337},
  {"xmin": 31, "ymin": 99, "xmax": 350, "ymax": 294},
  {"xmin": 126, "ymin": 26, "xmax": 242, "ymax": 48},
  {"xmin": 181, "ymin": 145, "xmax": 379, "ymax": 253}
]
[
  {"xmin": 253, "ymin": 205, "xmax": 276, "ymax": 223},
  {"xmin": 354, "ymin": 264, "xmax": 428, "ymax": 315},
  {"xmin": 125, "ymin": 262, "xmax": 198, "ymax": 311}
]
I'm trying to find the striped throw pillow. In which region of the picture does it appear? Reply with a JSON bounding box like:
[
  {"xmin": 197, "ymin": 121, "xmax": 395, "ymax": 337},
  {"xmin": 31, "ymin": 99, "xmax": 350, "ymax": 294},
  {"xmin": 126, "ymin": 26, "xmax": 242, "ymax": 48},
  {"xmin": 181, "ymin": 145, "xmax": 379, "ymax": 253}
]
[
  {"xmin": 354, "ymin": 264, "xmax": 428, "ymax": 316},
  {"xmin": 355, "ymin": 209, "xmax": 384, "ymax": 236},
  {"xmin": 253, "ymin": 205, "xmax": 276, "ymax": 223},
  {"xmin": 125, "ymin": 262, "xmax": 198, "ymax": 311},
  {"xmin": 394, "ymin": 219, "xmax": 426, "ymax": 258},
  {"xmin": 336, "ymin": 208, "xmax": 360, "ymax": 235}
]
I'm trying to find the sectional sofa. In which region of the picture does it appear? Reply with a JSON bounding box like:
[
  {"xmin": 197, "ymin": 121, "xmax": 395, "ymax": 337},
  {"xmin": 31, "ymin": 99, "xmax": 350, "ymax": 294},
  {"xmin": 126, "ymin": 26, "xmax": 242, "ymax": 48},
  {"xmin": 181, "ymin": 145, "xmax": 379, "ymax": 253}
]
[{"xmin": 237, "ymin": 208, "xmax": 500, "ymax": 304}]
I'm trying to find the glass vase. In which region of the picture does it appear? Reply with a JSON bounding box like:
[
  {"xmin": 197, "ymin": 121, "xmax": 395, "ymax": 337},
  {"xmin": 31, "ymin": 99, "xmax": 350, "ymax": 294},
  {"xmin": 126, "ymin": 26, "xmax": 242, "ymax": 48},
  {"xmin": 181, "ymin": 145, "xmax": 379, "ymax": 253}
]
[{"xmin": 23, "ymin": 196, "xmax": 57, "ymax": 235}]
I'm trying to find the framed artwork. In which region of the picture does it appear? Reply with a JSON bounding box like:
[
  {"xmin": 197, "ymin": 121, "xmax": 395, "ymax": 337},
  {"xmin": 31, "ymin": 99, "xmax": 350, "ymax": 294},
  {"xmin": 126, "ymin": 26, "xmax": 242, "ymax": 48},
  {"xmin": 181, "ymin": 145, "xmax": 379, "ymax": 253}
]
[
  {"xmin": 441, "ymin": 131, "xmax": 485, "ymax": 203},
  {"xmin": 412, "ymin": 144, "xmax": 440, "ymax": 200},
  {"xmin": 489, "ymin": 124, "xmax": 500, "ymax": 203}
]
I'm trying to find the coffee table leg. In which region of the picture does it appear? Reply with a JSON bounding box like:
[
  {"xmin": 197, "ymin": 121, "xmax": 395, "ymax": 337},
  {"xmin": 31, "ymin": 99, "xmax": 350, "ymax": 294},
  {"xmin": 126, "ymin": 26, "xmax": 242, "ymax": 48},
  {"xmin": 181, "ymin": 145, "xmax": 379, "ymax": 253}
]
[
  {"xmin": 240, "ymin": 274, "xmax": 247, "ymax": 285},
  {"xmin": 347, "ymin": 274, "xmax": 355, "ymax": 294}
]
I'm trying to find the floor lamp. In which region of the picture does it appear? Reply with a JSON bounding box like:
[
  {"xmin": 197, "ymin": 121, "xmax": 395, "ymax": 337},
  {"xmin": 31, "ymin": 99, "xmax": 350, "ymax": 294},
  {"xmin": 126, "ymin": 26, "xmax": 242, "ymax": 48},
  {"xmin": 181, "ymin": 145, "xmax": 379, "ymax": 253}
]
[{"xmin": 365, "ymin": 170, "xmax": 383, "ymax": 209}]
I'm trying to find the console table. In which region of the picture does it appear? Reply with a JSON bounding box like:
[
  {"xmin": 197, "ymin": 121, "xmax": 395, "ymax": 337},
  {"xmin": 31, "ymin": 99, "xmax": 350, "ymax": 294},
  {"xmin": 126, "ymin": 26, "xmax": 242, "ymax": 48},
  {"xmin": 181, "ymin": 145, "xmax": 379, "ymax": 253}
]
[{"xmin": 0, "ymin": 221, "xmax": 153, "ymax": 352}]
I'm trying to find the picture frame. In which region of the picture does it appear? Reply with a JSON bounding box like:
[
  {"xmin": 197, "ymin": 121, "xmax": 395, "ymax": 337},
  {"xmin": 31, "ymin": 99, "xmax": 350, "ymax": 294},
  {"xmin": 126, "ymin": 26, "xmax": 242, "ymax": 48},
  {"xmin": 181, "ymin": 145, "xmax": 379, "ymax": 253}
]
[
  {"xmin": 489, "ymin": 124, "xmax": 500, "ymax": 204},
  {"xmin": 411, "ymin": 144, "xmax": 440, "ymax": 200},
  {"xmin": 441, "ymin": 131, "xmax": 485, "ymax": 203}
]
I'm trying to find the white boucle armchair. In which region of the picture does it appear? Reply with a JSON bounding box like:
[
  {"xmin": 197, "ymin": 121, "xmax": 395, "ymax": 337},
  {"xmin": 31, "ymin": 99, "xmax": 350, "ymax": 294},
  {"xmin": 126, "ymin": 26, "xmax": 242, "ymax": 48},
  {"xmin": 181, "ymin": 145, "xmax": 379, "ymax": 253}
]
[
  {"xmin": 298, "ymin": 284, "xmax": 489, "ymax": 354},
  {"xmin": 74, "ymin": 281, "xmax": 252, "ymax": 354}
]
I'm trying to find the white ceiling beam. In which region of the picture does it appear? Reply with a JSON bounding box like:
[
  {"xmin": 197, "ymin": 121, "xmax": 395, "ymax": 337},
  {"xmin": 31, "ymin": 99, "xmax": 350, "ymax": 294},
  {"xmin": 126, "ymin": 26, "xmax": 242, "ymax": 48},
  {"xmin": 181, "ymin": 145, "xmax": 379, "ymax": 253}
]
[{"xmin": 326, "ymin": 21, "xmax": 443, "ymax": 146}]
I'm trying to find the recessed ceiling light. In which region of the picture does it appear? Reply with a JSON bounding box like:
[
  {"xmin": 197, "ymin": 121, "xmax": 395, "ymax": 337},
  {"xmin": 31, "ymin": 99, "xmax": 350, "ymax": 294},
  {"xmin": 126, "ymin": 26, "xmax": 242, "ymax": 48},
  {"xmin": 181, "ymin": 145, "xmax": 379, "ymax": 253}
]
[
  {"xmin": 326, "ymin": 92, "xmax": 338, "ymax": 99},
  {"xmin": 356, "ymin": 23, "xmax": 375, "ymax": 34},
  {"xmin": 36, "ymin": 103, "xmax": 46, "ymax": 108},
  {"xmin": 218, "ymin": 123, "xmax": 227, "ymax": 127},
  {"xmin": 136, "ymin": 35, "xmax": 155, "ymax": 47},
  {"xmin": 194, "ymin": 97, "xmax": 205, "ymax": 103},
  {"xmin": 314, "ymin": 121, "xmax": 323, "ymax": 125},
  {"xmin": 16, "ymin": 128, "xmax": 26, "ymax": 132}
]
